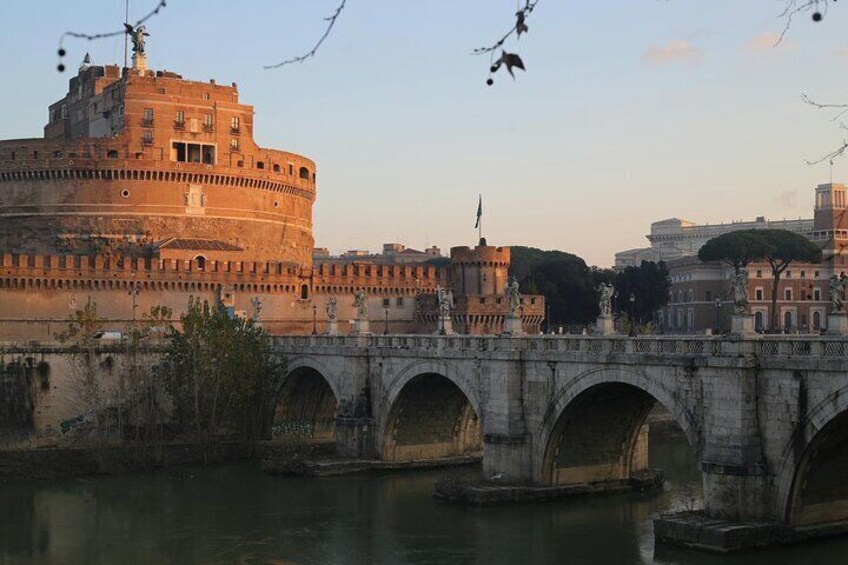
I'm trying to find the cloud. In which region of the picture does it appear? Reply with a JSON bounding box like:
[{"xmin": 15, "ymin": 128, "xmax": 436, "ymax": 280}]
[
  {"xmin": 642, "ymin": 40, "xmax": 702, "ymax": 66},
  {"xmin": 743, "ymin": 32, "xmax": 792, "ymax": 53}
]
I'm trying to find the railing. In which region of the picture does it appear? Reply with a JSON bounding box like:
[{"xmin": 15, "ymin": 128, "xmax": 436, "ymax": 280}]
[{"xmin": 269, "ymin": 333, "xmax": 848, "ymax": 360}]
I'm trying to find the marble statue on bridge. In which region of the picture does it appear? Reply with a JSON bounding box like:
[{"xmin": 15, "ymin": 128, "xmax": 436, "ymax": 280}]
[{"xmin": 731, "ymin": 269, "xmax": 749, "ymax": 314}]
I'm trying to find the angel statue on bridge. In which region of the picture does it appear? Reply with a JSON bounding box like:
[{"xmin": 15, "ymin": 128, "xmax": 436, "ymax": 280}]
[
  {"xmin": 436, "ymin": 286, "xmax": 454, "ymax": 319},
  {"xmin": 731, "ymin": 269, "xmax": 749, "ymax": 314},
  {"xmin": 596, "ymin": 283, "xmax": 614, "ymax": 318},
  {"xmin": 326, "ymin": 295, "xmax": 338, "ymax": 321},
  {"xmin": 505, "ymin": 277, "xmax": 521, "ymax": 316},
  {"xmin": 829, "ymin": 274, "xmax": 847, "ymax": 313},
  {"xmin": 353, "ymin": 289, "xmax": 368, "ymax": 320}
]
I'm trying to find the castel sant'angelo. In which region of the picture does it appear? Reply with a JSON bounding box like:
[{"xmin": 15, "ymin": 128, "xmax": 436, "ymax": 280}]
[{"xmin": 0, "ymin": 40, "xmax": 543, "ymax": 338}]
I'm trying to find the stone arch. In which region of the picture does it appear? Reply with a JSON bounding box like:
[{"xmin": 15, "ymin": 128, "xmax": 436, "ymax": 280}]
[
  {"xmin": 272, "ymin": 356, "xmax": 340, "ymax": 443},
  {"xmin": 378, "ymin": 360, "xmax": 482, "ymax": 462},
  {"xmin": 774, "ymin": 385, "xmax": 848, "ymax": 524},
  {"xmin": 535, "ymin": 366, "xmax": 700, "ymax": 486}
]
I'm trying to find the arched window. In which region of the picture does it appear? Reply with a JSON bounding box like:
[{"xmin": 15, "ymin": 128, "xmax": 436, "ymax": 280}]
[
  {"xmin": 195, "ymin": 255, "xmax": 206, "ymax": 270},
  {"xmin": 299, "ymin": 166, "xmax": 310, "ymax": 180},
  {"xmin": 256, "ymin": 161, "xmax": 265, "ymax": 170},
  {"xmin": 300, "ymin": 284, "xmax": 309, "ymax": 300},
  {"xmin": 273, "ymin": 164, "xmax": 281, "ymax": 172}
]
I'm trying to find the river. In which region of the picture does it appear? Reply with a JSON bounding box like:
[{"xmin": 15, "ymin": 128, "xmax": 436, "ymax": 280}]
[{"xmin": 2, "ymin": 433, "xmax": 847, "ymax": 565}]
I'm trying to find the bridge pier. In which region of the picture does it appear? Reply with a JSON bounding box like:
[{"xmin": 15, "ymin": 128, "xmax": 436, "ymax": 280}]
[{"xmin": 699, "ymin": 366, "xmax": 769, "ymax": 521}]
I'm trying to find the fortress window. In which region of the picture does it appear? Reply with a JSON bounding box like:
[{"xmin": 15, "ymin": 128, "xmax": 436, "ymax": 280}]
[
  {"xmin": 175, "ymin": 110, "xmax": 185, "ymax": 127},
  {"xmin": 203, "ymin": 114, "xmax": 213, "ymax": 131},
  {"xmin": 237, "ymin": 160, "xmax": 244, "ymax": 167},
  {"xmin": 231, "ymin": 116, "xmax": 240, "ymax": 133},
  {"xmin": 785, "ymin": 288, "xmax": 793, "ymax": 301},
  {"xmin": 231, "ymin": 138, "xmax": 240, "ymax": 151},
  {"xmin": 202, "ymin": 145, "xmax": 215, "ymax": 165},
  {"xmin": 195, "ymin": 256, "xmax": 206, "ymax": 270},
  {"xmin": 256, "ymin": 161, "xmax": 264, "ymax": 170},
  {"xmin": 273, "ymin": 164, "xmax": 280, "ymax": 173},
  {"xmin": 298, "ymin": 166, "xmax": 310, "ymax": 180},
  {"xmin": 203, "ymin": 92, "xmax": 211, "ymax": 100},
  {"xmin": 288, "ymin": 164, "xmax": 293, "ymax": 175},
  {"xmin": 300, "ymin": 284, "xmax": 309, "ymax": 300},
  {"xmin": 172, "ymin": 142, "xmax": 187, "ymax": 161},
  {"xmin": 396, "ymin": 297, "xmax": 404, "ymax": 307},
  {"xmin": 52, "ymin": 150, "xmax": 62, "ymax": 158},
  {"xmin": 107, "ymin": 150, "xmax": 119, "ymax": 159},
  {"xmin": 142, "ymin": 108, "xmax": 154, "ymax": 126},
  {"xmin": 187, "ymin": 144, "xmax": 201, "ymax": 163}
]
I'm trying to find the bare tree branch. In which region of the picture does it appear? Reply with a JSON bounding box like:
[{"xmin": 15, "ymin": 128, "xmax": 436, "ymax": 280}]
[
  {"xmin": 777, "ymin": 0, "xmax": 833, "ymax": 45},
  {"xmin": 264, "ymin": 0, "xmax": 347, "ymax": 70},
  {"xmin": 56, "ymin": 0, "xmax": 168, "ymax": 72},
  {"xmin": 473, "ymin": 1, "xmax": 541, "ymax": 85},
  {"xmin": 803, "ymin": 94, "xmax": 848, "ymax": 165}
]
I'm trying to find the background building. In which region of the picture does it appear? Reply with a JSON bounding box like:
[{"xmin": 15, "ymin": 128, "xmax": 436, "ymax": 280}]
[{"xmin": 626, "ymin": 183, "xmax": 847, "ymax": 334}]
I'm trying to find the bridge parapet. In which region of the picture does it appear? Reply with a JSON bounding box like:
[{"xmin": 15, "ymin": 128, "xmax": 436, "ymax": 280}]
[{"xmin": 269, "ymin": 334, "xmax": 848, "ymax": 362}]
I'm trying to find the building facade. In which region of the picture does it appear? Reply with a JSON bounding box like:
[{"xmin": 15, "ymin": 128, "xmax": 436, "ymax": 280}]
[{"xmin": 652, "ymin": 183, "xmax": 848, "ymax": 334}]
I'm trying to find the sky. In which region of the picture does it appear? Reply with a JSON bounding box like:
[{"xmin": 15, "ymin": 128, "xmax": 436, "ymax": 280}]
[{"xmin": 0, "ymin": 1, "xmax": 846, "ymax": 267}]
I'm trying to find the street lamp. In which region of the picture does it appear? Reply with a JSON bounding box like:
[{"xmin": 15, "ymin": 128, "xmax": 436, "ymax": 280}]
[
  {"xmin": 714, "ymin": 298, "xmax": 722, "ymax": 334},
  {"xmin": 311, "ymin": 303, "xmax": 317, "ymax": 335},
  {"xmin": 128, "ymin": 278, "xmax": 140, "ymax": 325},
  {"xmin": 384, "ymin": 306, "xmax": 390, "ymax": 335},
  {"xmin": 629, "ymin": 292, "xmax": 636, "ymax": 337}
]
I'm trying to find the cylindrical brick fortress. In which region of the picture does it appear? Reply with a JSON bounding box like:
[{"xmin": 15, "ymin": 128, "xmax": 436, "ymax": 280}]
[{"xmin": 0, "ymin": 63, "xmax": 315, "ymax": 270}]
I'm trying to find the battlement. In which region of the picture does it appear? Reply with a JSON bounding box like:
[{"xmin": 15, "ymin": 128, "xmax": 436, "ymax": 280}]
[
  {"xmin": 450, "ymin": 245, "xmax": 510, "ymax": 266},
  {"xmin": 0, "ymin": 253, "xmax": 449, "ymax": 295}
]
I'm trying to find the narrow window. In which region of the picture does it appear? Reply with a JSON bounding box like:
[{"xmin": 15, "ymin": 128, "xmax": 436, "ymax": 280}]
[
  {"xmin": 784, "ymin": 288, "xmax": 792, "ymax": 301},
  {"xmin": 175, "ymin": 110, "xmax": 185, "ymax": 125},
  {"xmin": 300, "ymin": 284, "xmax": 309, "ymax": 300},
  {"xmin": 755, "ymin": 288, "xmax": 764, "ymax": 301},
  {"xmin": 202, "ymin": 145, "xmax": 215, "ymax": 165},
  {"xmin": 231, "ymin": 116, "xmax": 240, "ymax": 132},
  {"xmin": 143, "ymin": 107, "xmax": 154, "ymax": 125},
  {"xmin": 203, "ymin": 114, "xmax": 213, "ymax": 130},
  {"xmin": 299, "ymin": 166, "xmax": 310, "ymax": 180}
]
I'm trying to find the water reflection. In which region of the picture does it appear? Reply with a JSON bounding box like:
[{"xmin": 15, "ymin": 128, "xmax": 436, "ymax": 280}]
[{"xmin": 1, "ymin": 434, "xmax": 847, "ymax": 565}]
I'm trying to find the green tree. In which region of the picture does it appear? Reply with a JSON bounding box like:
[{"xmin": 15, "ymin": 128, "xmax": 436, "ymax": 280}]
[
  {"xmin": 759, "ymin": 229, "xmax": 822, "ymax": 332},
  {"xmin": 613, "ymin": 261, "xmax": 671, "ymax": 327},
  {"xmin": 697, "ymin": 230, "xmax": 771, "ymax": 275},
  {"xmin": 156, "ymin": 298, "xmax": 285, "ymax": 448},
  {"xmin": 510, "ymin": 246, "xmax": 609, "ymax": 326},
  {"xmin": 55, "ymin": 299, "xmax": 108, "ymax": 440}
]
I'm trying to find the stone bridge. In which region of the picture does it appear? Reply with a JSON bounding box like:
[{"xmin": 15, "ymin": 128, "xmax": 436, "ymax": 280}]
[{"xmin": 271, "ymin": 333, "xmax": 848, "ymax": 531}]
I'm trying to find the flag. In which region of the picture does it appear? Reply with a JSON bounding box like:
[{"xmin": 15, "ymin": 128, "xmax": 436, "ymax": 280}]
[{"xmin": 474, "ymin": 195, "xmax": 482, "ymax": 229}]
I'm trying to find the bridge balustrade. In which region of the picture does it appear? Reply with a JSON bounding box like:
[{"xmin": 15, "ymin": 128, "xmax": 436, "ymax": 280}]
[{"xmin": 267, "ymin": 333, "xmax": 848, "ymax": 362}]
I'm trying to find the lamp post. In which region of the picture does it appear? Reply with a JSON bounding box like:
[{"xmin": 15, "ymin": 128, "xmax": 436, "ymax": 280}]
[
  {"xmin": 714, "ymin": 297, "xmax": 721, "ymax": 334},
  {"xmin": 384, "ymin": 306, "xmax": 390, "ymax": 335},
  {"xmin": 628, "ymin": 292, "xmax": 636, "ymax": 337},
  {"xmin": 612, "ymin": 290, "xmax": 619, "ymax": 331},
  {"xmin": 311, "ymin": 303, "xmax": 317, "ymax": 335},
  {"xmin": 128, "ymin": 278, "xmax": 140, "ymax": 327}
]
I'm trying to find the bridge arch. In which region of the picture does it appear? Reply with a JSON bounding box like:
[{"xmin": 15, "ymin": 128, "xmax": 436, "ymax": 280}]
[
  {"xmin": 775, "ymin": 385, "xmax": 848, "ymax": 525},
  {"xmin": 535, "ymin": 366, "xmax": 701, "ymax": 486},
  {"xmin": 271, "ymin": 356, "xmax": 339, "ymax": 443},
  {"xmin": 377, "ymin": 360, "xmax": 482, "ymax": 462}
]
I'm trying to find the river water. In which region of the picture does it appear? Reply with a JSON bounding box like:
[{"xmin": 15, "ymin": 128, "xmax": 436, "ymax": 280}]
[{"xmin": 2, "ymin": 434, "xmax": 848, "ymax": 565}]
